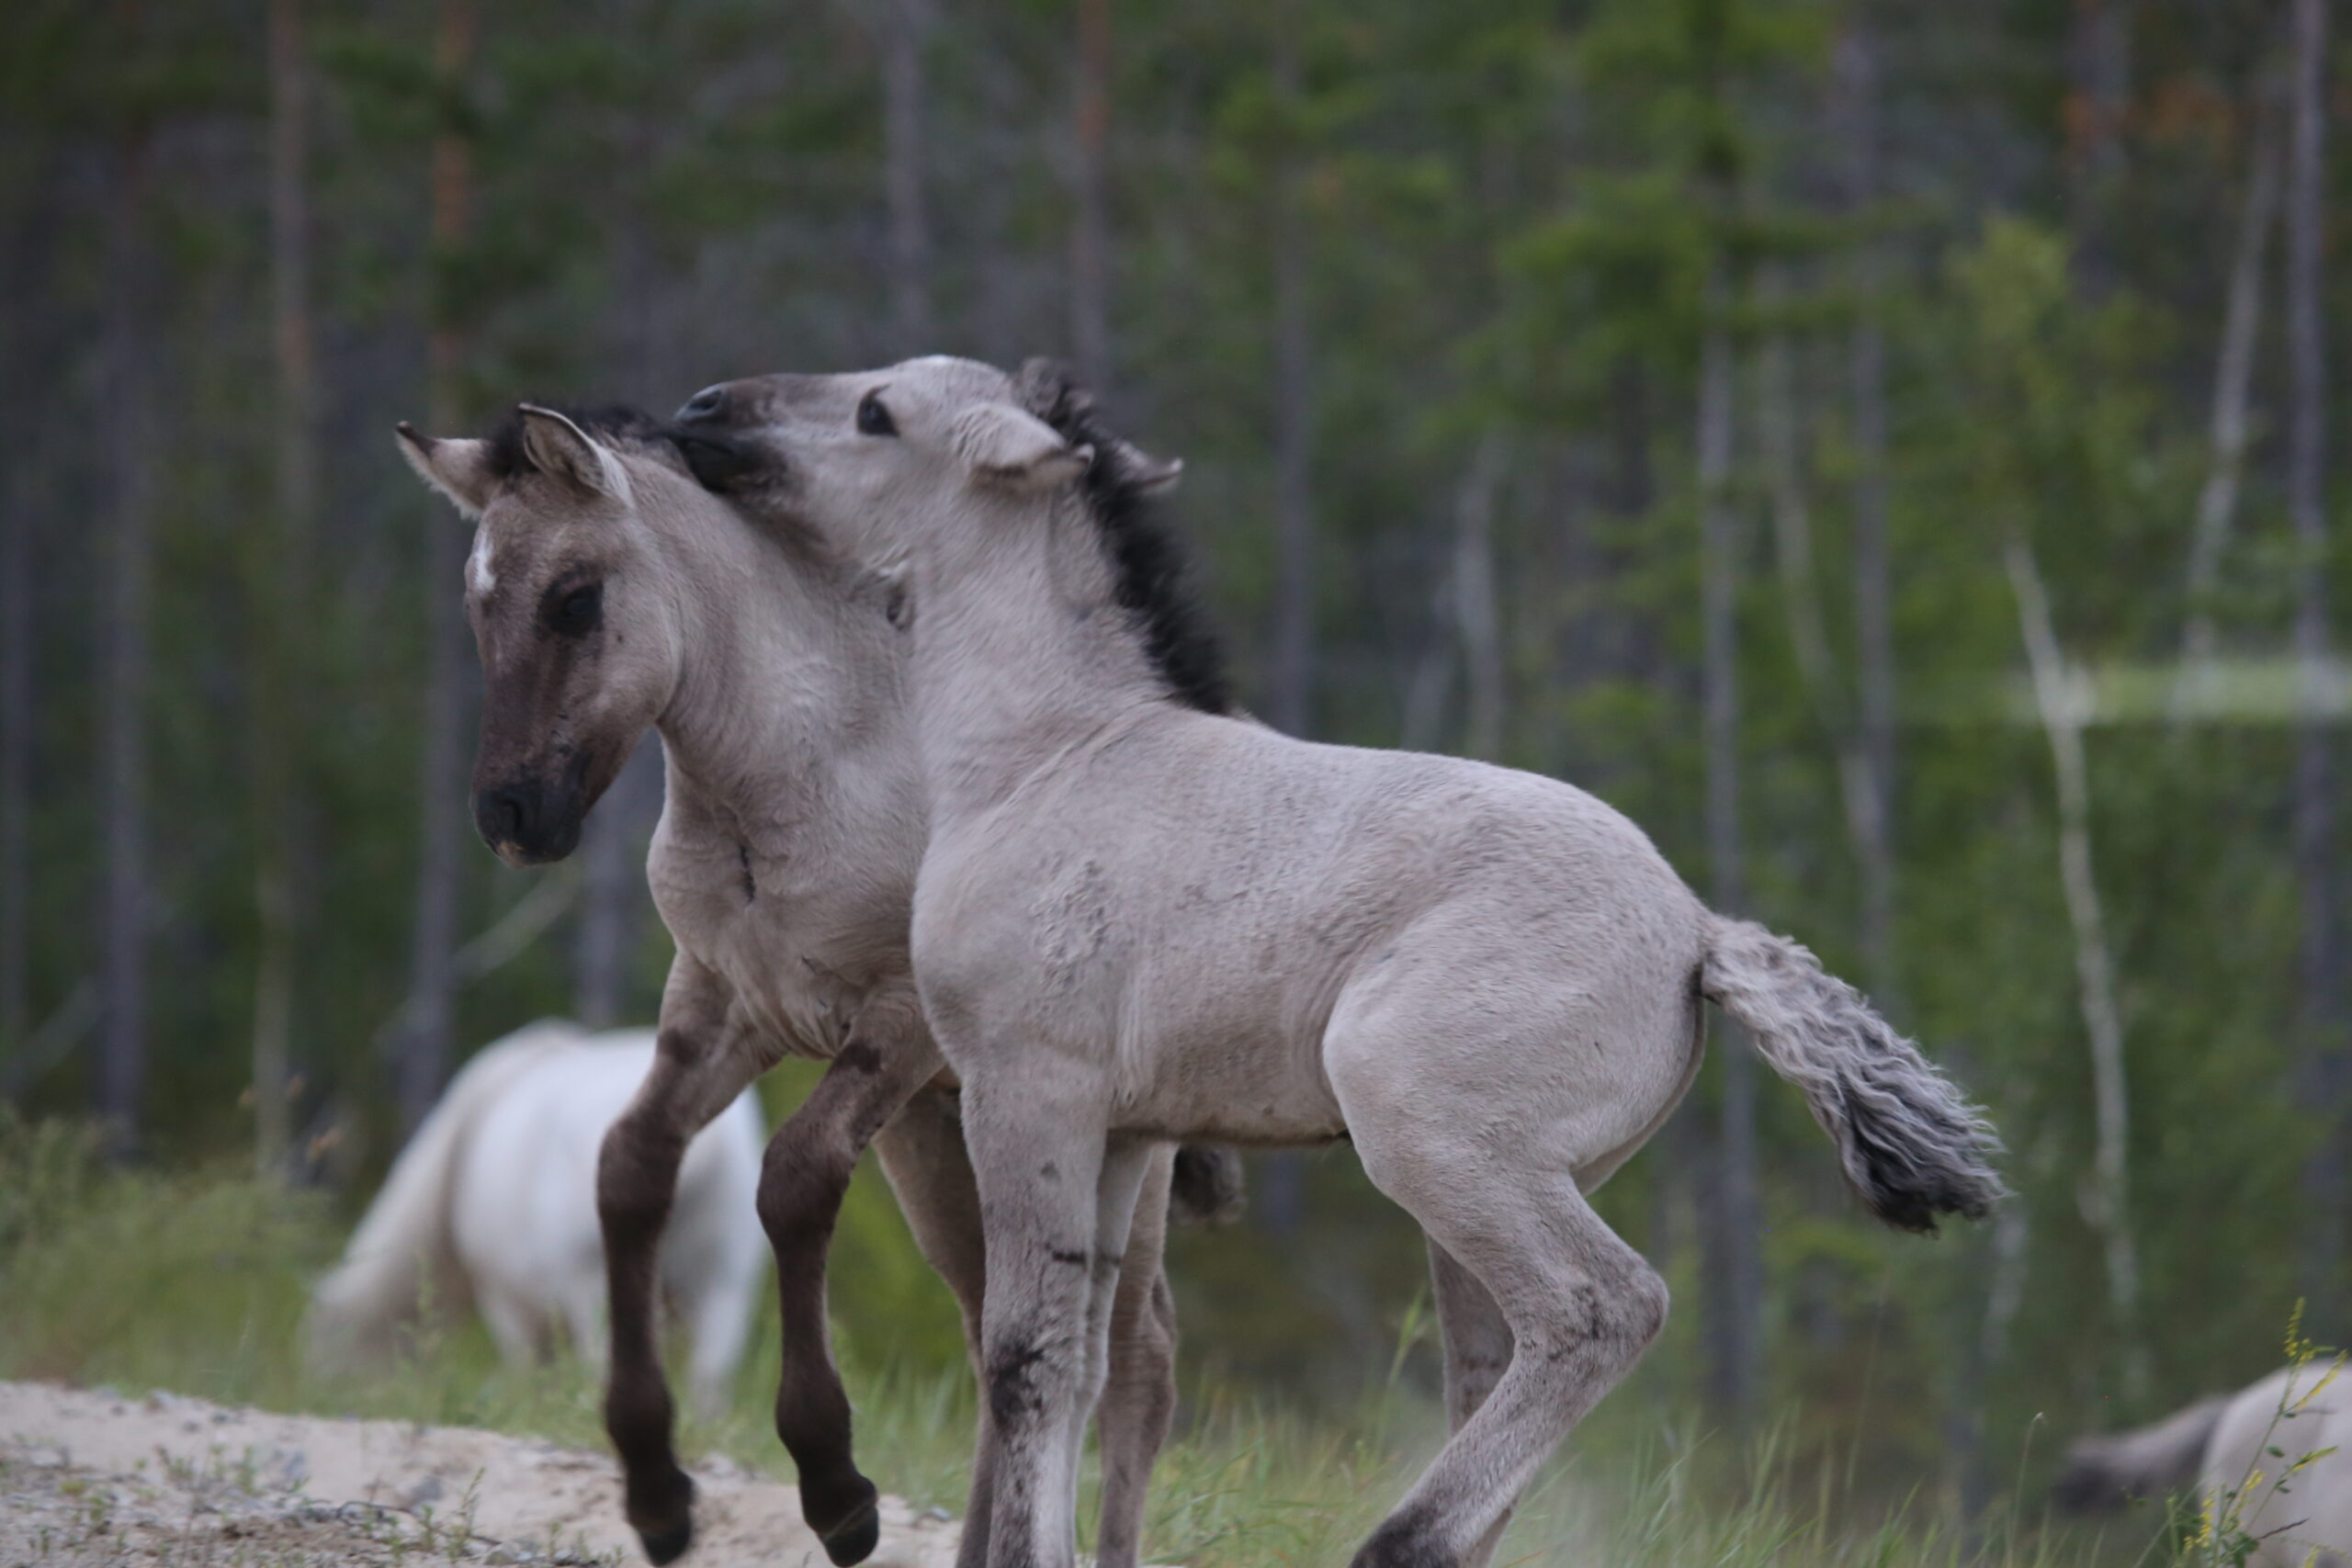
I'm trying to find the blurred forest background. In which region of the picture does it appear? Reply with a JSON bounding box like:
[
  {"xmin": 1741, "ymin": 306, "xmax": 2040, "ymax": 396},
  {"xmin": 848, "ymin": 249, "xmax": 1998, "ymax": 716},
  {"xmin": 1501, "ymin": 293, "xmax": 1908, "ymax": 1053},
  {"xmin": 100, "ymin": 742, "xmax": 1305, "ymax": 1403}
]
[{"xmin": 4, "ymin": 0, "xmax": 2351, "ymax": 1533}]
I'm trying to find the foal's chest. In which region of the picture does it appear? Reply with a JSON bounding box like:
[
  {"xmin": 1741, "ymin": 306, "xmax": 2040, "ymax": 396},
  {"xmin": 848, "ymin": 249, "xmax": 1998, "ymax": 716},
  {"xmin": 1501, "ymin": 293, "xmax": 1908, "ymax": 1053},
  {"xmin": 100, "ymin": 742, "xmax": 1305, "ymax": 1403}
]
[{"xmin": 650, "ymin": 834, "xmax": 901, "ymax": 1062}]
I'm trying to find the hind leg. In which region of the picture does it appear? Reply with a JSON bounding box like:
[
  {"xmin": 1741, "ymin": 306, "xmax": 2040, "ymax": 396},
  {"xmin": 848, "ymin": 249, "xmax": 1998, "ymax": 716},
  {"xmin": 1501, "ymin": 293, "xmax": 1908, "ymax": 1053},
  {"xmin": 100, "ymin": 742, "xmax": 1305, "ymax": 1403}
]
[
  {"xmin": 600, "ymin": 956, "xmax": 775, "ymax": 1566},
  {"xmin": 1330, "ymin": 1036, "xmax": 1669, "ymax": 1567},
  {"xmin": 1426, "ymin": 1239, "xmax": 1518, "ymax": 1568},
  {"xmin": 872, "ymin": 1091, "xmax": 1001, "ymax": 1568},
  {"xmin": 1091, "ymin": 1147, "xmax": 1176, "ymax": 1568}
]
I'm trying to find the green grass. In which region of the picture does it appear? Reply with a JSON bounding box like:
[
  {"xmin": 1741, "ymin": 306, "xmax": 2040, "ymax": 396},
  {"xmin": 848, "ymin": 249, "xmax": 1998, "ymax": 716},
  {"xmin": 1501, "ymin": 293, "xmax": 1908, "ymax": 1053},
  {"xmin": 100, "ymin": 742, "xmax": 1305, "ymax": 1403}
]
[{"xmin": 0, "ymin": 1113, "xmax": 2168, "ymax": 1567}]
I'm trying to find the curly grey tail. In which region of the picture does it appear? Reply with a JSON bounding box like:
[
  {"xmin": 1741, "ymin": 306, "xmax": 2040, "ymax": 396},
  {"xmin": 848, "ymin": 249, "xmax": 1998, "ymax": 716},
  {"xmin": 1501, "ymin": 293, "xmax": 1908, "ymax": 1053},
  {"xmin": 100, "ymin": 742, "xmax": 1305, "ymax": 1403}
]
[{"xmin": 1701, "ymin": 917, "xmax": 2003, "ymax": 1234}]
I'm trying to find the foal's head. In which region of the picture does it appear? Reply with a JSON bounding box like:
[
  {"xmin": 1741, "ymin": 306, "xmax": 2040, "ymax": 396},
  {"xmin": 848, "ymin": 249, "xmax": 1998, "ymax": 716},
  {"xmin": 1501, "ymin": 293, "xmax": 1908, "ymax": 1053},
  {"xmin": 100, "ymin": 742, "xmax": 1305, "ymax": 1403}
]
[
  {"xmin": 399, "ymin": 405, "xmax": 694, "ymax": 865},
  {"xmin": 672, "ymin": 356, "xmax": 1230, "ymax": 715}
]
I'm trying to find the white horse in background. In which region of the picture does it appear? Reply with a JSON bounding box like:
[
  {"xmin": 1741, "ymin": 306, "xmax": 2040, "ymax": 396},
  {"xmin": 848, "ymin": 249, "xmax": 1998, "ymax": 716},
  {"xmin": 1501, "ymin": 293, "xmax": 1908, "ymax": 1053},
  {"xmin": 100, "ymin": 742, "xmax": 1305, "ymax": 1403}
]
[
  {"xmin": 306, "ymin": 1021, "xmax": 764, "ymax": 1414},
  {"xmin": 2056, "ymin": 1362, "xmax": 2352, "ymax": 1566}
]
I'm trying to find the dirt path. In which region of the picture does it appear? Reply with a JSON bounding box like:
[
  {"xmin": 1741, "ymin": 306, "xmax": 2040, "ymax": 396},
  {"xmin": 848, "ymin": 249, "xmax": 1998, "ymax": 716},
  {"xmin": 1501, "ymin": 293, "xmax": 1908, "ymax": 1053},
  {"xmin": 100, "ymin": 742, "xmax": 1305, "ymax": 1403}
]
[{"xmin": 0, "ymin": 1382, "xmax": 962, "ymax": 1568}]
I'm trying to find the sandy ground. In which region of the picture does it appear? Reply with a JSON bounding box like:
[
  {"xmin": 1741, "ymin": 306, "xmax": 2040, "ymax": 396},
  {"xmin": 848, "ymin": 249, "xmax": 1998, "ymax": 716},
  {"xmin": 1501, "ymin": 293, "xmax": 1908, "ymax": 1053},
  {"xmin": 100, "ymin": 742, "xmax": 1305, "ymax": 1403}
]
[{"xmin": 0, "ymin": 1382, "xmax": 963, "ymax": 1568}]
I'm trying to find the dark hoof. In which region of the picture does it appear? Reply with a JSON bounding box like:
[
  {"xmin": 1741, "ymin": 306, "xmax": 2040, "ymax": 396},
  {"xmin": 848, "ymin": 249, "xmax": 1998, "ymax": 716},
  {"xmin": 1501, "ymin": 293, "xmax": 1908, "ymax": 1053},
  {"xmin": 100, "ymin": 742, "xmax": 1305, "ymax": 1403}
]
[
  {"xmin": 638, "ymin": 1517, "xmax": 693, "ymax": 1566},
  {"xmin": 628, "ymin": 1468, "xmax": 695, "ymax": 1564},
  {"xmin": 817, "ymin": 1495, "xmax": 880, "ymax": 1567}
]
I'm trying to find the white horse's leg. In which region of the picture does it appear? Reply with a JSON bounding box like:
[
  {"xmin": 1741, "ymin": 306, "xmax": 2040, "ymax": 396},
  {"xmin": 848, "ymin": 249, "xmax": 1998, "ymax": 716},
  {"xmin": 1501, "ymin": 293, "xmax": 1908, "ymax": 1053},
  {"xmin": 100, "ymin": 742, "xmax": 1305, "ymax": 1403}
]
[
  {"xmin": 1426, "ymin": 1238, "xmax": 1517, "ymax": 1568},
  {"xmin": 477, "ymin": 1280, "xmax": 548, "ymax": 1368},
  {"xmin": 559, "ymin": 1265, "xmax": 608, "ymax": 1378},
  {"xmin": 681, "ymin": 1232, "xmax": 761, "ymax": 1421},
  {"xmin": 1330, "ymin": 1040, "xmax": 1668, "ymax": 1568},
  {"xmin": 1091, "ymin": 1147, "xmax": 1177, "ymax": 1568},
  {"xmin": 959, "ymin": 1076, "xmax": 1113, "ymax": 1568}
]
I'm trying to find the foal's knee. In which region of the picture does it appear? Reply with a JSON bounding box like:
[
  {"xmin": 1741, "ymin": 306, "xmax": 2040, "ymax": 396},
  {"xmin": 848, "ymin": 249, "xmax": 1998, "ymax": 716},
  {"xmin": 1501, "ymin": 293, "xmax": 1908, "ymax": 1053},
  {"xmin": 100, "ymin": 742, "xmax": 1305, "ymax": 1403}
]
[
  {"xmin": 599, "ymin": 1117, "xmax": 683, "ymax": 1238},
  {"xmin": 756, "ymin": 1129, "xmax": 855, "ymax": 1251}
]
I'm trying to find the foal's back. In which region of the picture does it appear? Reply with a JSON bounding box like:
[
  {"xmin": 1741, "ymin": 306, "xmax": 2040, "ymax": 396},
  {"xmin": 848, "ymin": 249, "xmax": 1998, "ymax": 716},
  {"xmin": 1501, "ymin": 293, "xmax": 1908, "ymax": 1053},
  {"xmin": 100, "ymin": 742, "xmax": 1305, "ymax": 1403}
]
[{"xmin": 918, "ymin": 705, "xmax": 1709, "ymax": 1147}]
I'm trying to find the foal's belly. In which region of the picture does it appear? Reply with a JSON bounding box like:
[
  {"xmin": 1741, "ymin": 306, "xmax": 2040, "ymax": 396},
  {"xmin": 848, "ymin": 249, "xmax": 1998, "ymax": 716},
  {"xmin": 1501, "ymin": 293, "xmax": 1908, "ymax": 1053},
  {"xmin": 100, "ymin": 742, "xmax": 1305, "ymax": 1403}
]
[{"xmin": 1101, "ymin": 968, "xmax": 1352, "ymax": 1146}]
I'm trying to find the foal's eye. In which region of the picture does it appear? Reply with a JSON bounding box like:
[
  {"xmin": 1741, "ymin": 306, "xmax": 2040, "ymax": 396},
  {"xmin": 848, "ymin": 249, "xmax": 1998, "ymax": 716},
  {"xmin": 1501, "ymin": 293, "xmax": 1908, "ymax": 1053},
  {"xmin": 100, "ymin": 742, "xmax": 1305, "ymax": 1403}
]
[
  {"xmin": 546, "ymin": 582, "xmax": 604, "ymax": 637},
  {"xmin": 856, "ymin": 390, "xmax": 899, "ymax": 438}
]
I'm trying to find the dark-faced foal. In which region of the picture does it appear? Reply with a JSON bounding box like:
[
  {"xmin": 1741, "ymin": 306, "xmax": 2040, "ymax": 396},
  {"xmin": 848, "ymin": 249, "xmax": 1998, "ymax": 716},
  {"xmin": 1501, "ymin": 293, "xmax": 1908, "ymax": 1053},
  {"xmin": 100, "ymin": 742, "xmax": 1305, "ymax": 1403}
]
[{"xmin": 399, "ymin": 403, "xmax": 1237, "ymax": 1568}]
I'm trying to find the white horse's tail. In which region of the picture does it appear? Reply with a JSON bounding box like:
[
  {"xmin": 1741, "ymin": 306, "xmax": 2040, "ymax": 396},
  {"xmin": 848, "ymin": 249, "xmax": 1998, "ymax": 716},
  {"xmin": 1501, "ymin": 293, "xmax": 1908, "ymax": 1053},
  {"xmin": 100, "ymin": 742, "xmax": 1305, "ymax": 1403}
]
[
  {"xmin": 2052, "ymin": 1394, "xmax": 2233, "ymax": 1511},
  {"xmin": 304, "ymin": 1021, "xmax": 580, "ymax": 1370},
  {"xmin": 1701, "ymin": 916, "xmax": 2003, "ymax": 1234}
]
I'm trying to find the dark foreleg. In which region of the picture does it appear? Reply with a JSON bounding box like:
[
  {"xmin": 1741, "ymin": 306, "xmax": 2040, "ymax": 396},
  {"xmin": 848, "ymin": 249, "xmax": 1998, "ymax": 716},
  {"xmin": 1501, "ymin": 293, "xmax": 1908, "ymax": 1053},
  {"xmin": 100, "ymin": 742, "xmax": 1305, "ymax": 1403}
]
[
  {"xmin": 757, "ymin": 987, "xmax": 942, "ymax": 1568},
  {"xmin": 601, "ymin": 957, "xmax": 768, "ymax": 1566}
]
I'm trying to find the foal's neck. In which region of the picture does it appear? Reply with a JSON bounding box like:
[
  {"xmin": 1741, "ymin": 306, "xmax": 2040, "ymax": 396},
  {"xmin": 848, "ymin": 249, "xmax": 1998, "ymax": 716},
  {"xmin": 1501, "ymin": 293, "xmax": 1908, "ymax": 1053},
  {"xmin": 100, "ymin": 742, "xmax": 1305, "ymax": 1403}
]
[
  {"xmin": 654, "ymin": 514, "xmax": 901, "ymax": 840},
  {"xmin": 907, "ymin": 489, "xmax": 1171, "ymax": 824}
]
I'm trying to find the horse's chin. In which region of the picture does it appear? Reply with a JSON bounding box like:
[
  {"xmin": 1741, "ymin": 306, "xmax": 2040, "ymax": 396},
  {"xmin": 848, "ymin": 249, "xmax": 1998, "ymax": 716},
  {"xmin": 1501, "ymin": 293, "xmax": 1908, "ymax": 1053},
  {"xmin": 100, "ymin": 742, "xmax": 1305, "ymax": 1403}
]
[{"xmin": 492, "ymin": 830, "xmax": 579, "ymax": 868}]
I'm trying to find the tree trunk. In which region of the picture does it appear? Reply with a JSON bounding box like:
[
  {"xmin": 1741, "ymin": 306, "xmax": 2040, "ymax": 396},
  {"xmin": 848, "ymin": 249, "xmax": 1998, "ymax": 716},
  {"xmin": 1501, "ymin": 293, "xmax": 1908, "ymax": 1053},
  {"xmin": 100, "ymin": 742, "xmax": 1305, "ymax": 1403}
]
[
  {"xmin": 1068, "ymin": 0, "xmax": 1112, "ymax": 392},
  {"xmin": 251, "ymin": 0, "xmax": 313, "ymax": 1173},
  {"xmin": 97, "ymin": 132, "xmax": 153, "ymax": 1158},
  {"xmin": 0, "ymin": 435, "xmax": 28, "ymax": 1067},
  {"xmin": 1268, "ymin": 20, "xmax": 1314, "ymax": 739},
  {"xmin": 1758, "ymin": 316, "xmax": 1883, "ymax": 943},
  {"xmin": 2005, "ymin": 537, "xmax": 2146, "ymax": 1395},
  {"xmin": 2066, "ymin": 0, "xmax": 2132, "ymax": 296},
  {"xmin": 402, "ymin": 0, "xmax": 479, "ymax": 1134},
  {"xmin": 1453, "ymin": 435, "xmax": 1507, "ymax": 761},
  {"xmin": 0, "ymin": 197, "xmax": 43, "ymax": 1065},
  {"xmin": 1836, "ymin": 16, "xmax": 1897, "ymax": 1007},
  {"xmin": 572, "ymin": 70, "xmax": 665, "ymax": 1032},
  {"xmin": 2286, "ymin": 0, "xmax": 2342, "ymax": 1319},
  {"xmin": 2176, "ymin": 79, "xmax": 2280, "ymax": 718},
  {"xmin": 883, "ymin": 0, "xmax": 933, "ymax": 355},
  {"xmin": 1698, "ymin": 263, "xmax": 1761, "ymax": 1417}
]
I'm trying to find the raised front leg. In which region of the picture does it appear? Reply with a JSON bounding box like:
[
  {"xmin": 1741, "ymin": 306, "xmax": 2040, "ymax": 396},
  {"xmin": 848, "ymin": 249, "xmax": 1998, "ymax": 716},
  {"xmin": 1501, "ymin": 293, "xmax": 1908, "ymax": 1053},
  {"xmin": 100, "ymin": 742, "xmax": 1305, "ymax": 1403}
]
[
  {"xmin": 601, "ymin": 955, "xmax": 771, "ymax": 1566},
  {"xmin": 757, "ymin": 984, "xmax": 943, "ymax": 1568}
]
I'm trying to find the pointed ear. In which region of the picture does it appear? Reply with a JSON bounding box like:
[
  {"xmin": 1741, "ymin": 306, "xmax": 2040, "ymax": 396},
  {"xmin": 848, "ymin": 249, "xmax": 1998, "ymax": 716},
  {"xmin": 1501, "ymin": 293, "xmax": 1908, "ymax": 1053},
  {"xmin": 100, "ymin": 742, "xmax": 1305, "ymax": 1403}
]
[
  {"xmin": 1115, "ymin": 444, "xmax": 1183, "ymax": 493},
  {"xmin": 949, "ymin": 402, "xmax": 1093, "ymax": 490},
  {"xmin": 517, "ymin": 404, "xmax": 632, "ymax": 504},
  {"xmin": 395, "ymin": 426, "xmax": 498, "ymax": 519}
]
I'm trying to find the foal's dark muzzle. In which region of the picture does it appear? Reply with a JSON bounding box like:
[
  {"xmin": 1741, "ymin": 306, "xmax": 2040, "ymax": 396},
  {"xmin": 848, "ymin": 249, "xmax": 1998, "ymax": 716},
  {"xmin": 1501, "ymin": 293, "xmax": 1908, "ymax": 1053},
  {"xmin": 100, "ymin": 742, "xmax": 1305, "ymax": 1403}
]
[
  {"xmin": 473, "ymin": 773, "xmax": 586, "ymax": 867},
  {"xmin": 671, "ymin": 386, "xmax": 769, "ymax": 492}
]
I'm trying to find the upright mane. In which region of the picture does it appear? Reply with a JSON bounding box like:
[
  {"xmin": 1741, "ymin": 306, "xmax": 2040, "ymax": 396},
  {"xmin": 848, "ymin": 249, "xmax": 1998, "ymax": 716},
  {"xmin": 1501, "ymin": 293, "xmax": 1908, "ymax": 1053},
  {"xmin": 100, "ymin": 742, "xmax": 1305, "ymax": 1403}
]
[{"xmin": 1015, "ymin": 360, "xmax": 1233, "ymax": 716}]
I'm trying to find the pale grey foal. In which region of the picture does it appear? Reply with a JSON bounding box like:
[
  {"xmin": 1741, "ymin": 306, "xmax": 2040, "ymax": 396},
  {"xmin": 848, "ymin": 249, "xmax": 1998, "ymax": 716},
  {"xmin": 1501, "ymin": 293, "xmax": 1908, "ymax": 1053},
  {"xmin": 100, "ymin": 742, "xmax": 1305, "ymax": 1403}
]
[
  {"xmin": 673, "ymin": 355, "xmax": 2004, "ymax": 1568},
  {"xmin": 395, "ymin": 404, "xmax": 1217, "ymax": 1568}
]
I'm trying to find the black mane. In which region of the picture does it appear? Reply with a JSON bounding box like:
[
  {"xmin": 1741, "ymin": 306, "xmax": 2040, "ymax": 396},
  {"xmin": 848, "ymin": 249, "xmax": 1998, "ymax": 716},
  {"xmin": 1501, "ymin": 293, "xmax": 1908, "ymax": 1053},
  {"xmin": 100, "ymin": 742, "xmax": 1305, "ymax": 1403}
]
[
  {"xmin": 1015, "ymin": 361, "xmax": 1233, "ymax": 716},
  {"xmin": 481, "ymin": 402, "xmax": 673, "ymax": 480}
]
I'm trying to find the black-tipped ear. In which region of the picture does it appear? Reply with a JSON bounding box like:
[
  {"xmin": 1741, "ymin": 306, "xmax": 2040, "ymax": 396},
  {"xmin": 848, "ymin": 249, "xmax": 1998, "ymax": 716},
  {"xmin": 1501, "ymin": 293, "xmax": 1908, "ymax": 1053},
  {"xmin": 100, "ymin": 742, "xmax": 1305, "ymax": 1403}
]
[
  {"xmin": 516, "ymin": 404, "xmax": 630, "ymax": 502},
  {"xmin": 395, "ymin": 426, "xmax": 499, "ymax": 519}
]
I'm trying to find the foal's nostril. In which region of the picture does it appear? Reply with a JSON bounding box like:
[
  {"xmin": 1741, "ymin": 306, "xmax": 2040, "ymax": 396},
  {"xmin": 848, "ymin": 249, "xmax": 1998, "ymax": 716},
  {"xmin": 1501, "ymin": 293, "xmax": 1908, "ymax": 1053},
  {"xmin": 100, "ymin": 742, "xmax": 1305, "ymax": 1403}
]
[
  {"xmin": 677, "ymin": 385, "xmax": 729, "ymax": 423},
  {"xmin": 476, "ymin": 785, "xmax": 531, "ymax": 851}
]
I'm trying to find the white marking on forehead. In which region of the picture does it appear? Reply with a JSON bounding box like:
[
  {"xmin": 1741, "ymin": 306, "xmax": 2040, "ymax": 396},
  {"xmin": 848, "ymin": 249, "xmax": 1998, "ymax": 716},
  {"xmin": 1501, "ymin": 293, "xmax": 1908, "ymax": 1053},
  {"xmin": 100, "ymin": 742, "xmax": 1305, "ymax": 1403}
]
[{"xmin": 468, "ymin": 528, "xmax": 496, "ymax": 595}]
